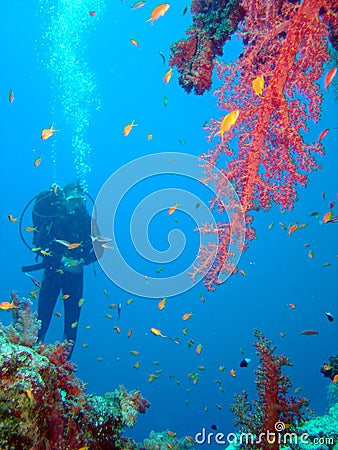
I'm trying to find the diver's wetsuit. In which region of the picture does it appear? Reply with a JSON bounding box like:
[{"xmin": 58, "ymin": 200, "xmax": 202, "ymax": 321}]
[{"xmin": 35, "ymin": 194, "xmax": 99, "ymax": 358}]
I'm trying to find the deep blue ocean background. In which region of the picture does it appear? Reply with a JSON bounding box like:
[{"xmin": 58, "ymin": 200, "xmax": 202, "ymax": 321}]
[{"xmin": 1, "ymin": 1, "xmax": 337, "ymax": 448}]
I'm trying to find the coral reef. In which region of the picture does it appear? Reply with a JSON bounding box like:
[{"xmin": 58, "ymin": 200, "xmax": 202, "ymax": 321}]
[
  {"xmin": 169, "ymin": 0, "xmax": 245, "ymax": 95},
  {"xmin": 143, "ymin": 430, "xmax": 194, "ymax": 449},
  {"xmin": 0, "ymin": 292, "xmax": 150, "ymax": 449},
  {"xmin": 321, "ymin": 354, "xmax": 338, "ymax": 382},
  {"xmin": 185, "ymin": 0, "xmax": 338, "ymax": 290},
  {"xmin": 230, "ymin": 329, "xmax": 309, "ymax": 450}
]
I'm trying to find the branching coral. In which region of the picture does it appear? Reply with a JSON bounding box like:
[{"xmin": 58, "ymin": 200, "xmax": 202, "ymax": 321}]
[{"xmin": 230, "ymin": 329, "xmax": 308, "ymax": 450}]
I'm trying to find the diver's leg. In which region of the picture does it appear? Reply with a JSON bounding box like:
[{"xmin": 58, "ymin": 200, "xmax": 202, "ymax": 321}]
[
  {"xmin": 62, "ymin": 271, "xmax": 83, "ymax": 357},
  {"xmin": 37, "ymin": 268, "xmax": 61, "ymax": 341}
]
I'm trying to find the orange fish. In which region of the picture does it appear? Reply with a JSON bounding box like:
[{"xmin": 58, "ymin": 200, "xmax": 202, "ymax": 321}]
[
  {"xmin": 67, "ymin": 242, "xmax": 82, "ymax": 249},
  {"xmin": 287, "ymin": 303, "xmax": 296, "ymax": 309},
  {"xmin": 288, "ymin": 224, "xmax": 298, "ymax": 236},
  {"xmin": 101, "ymin": 243, "xmax": 113, "ymax": 249},
  {"xmin": 239, "ymin": 269, "xmax": 246, "ymax": 276},
  {"xmin": 318, "ymin": 128, "xmax": 329, "ymax": 141},
  {"xmin": 41, "ymin": 123, "xmax": 58, "ymax": 140},
  {"xmin": 182, "ymin": 312, "xmax": 193, "ymax": 321},
  {"xmin": 168, "ymin": 203, "xmax": 179, "ymax": 215},
  {"xmin": 150, "ymin": 327, "xmax": 167, "ymax": 338},
  {"xmin": 308, "ymin": 249, "xmax": 314, "ymax": 259},
  {"xmin": 323, "ymin": 211, "xmax": 333, "ymax": 223},
  {"xmin": 8, "ymin": 214, "xmax": 19, "ymax": 223},
  {"xmin": 0, "ymin": 301, "xmax": 18, "ymax": 311},
  {"xmin": 158, "ymin": 297, "xmax": 166, "ymax": 310},
  {"xmin": 147, "ymin": 3, "xmax": 170, "ymax": 23},
  {"xmin": 123, "ymin": 120, "xmax": 137, "ymax": 136},
  {"xmin": 230, "ymin": 368, "xmax": 236, "ymax": 377},
  {"xmin": 333, "ymin": 374, "xmax": 338, "ymax": 384},
  {"xmin": 134, "ymin": 361, "xmax": 140, "ymax": 369},
  {"xmin": 167, "ymin": 431, "xmax": 176, "ymax": 437},
  {"xmin": 130, "ymin": 39, "xmax": 139, "ymax": 47},
  {"xmin": 196, "ymin": 343, "xmax": 202, "ymax": 355},
  {"xmin": 147, "ymin": 133, "xmax": 153, "ymax": 140},
  {"xmin": 148, "ymin": 373, "xmax": 158, "ymax": 383},
  {"xmin": 129, "ymin": 350, "xmax": 139, "ymax": 356},
  {"xmin": 25, "ymin": 226, "xmax": 37, "ymax": 232},
  {"xmin": 114, "ymin": 326, "xmax": 121, "ymax": 334},
  {"xmin": 127, "ymin": 328, "xmax": 133, "ymax": 338},
  {"xmin": 252, "ymin": 75, "xmax": 264, "ymax": 96},
  {"xmin": 164, "ymin": 68, "xmax": 173, "ymax": 84},
  {"xmin": 324, "ymin": 67, "xmax": 337, "ymax": 90},
  {"xmin": 215, "ymin": 109, "xmax": 240, "ymax": 141},
  {"xmin": 61, "ymin": 294, "xmax": 70, "ymax": 300}
]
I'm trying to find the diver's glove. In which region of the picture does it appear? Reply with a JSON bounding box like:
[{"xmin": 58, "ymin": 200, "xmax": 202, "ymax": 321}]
[{"xmin": 61, "ymin": 256, "xmax": 84, "ymax": 274}]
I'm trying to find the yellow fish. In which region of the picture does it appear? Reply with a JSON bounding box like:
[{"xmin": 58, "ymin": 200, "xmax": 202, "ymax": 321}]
[
  {"xmin": 41, "ymin": 123, "xmax": 58, "ymax": 140},
  {"xmin": 123, "ymin": 120, "xmax": 137, "ymax": 136},
  {"xmin": 0, "ymin": 301, "xmax": 18, "ymax": 311},
  {"xmin": 252, "ymin": 75, "xmax": 264, "ymax": 96},
  {"xmin": 215, "ymin": 109, "xmax": 240, "ymax": 141},
  {"xmin": 158, "ymin": 297, "xmax": 166, "ymax": 310},
  {"xmin": 150, "ymin": 327, "xmax": 167, "ymax": 338}
]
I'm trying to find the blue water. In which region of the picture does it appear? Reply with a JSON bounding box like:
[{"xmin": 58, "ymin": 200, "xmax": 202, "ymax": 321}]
[{"xmin": 1, "ymin": 1, "xmax": 337, "ymax": 448}]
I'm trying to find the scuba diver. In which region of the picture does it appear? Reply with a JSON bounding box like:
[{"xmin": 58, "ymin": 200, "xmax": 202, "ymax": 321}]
[{"xmin": 23, "ymin": 182, "xmax": 102, "ymax": 358}]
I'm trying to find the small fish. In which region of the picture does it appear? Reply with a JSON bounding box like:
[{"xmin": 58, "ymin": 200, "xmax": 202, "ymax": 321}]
[
  {"xmin": 8, "ymin": 214, "xmax": 19, "ymax": 223},
  {"xmin": 252, "ymin": 75, "xmax": 264, "ymax": 96},
  {"xmin": 333, "ymin": 374, "xmax": 338, "ymax": 384},
  {"xmin": 29, "ymin": 289, "xmax": 39, "ymax": 299},
  {"xmin": 167, "ymin": 431, "xmax": 176, "ymax": 437},
  {"xmin": 130, "ymin": 39, "xmax": 139, "ymax": 47},
  {"xmin": 117, "ymin": 303, "xmax": 122, "ymax": 319},
  {"xmin": 287, "ymin": 303, "xmax": 296, "ymax": 309},
  {"xmin": 182, "ymin": 6, "xmax": 188, "ymax": 15},
  {"xmin": 103, "ymin": 289, "xmax": 109, "ymax": 297},
  {"xmin": 163, "ymin": 95, "xmax": 168, "ymax": 106},
  {"xmin": 40, "ymin": 249, "xmax": 52, "ymax": 257},
  {"xmin": 101, "ymin": 243, "xmax": 113, "ymax": 249},
  {"xmin": 25, "ymin": 226, "xmax": 37, "ymax": 232},
  {"xmin": 168, "ymin": 203, "xmax": 179, "ymax": 215},
  {"xmin": 239, "ymin": 269, "xmax": 246, "ymax": 276},
  {"xmin": 133, "ymin": 361, "xmax": 140, "ymax": 369},
  {"xmin": 324, "ymin": 67, "xmax": 337, "ymax": 90},
  {"xmin": 182, "ymin": 312, "xmax": 193, "ymax": 321},
  {"xmin": 318, "ymin": 128, "xmax": 329, "ymax": 141},
  {"xmin": 104, "ymin": 314, "xmax": 113, "ymax": 319},
  {"xmin": 215, "ymin": 109, "xmax": 240, "ymax": 141},
  {"xmin": 89, "ymin": 11, "xmax": 96, "ymax": 16},
  {"xmin": 288, "ymin": 224, "xmax": 298, "ymax": 236},
  {"xmin": 148, "ymin": 373, "xmax": 158, "ymax": 383},
  {"xmin": 34, "ymin": 156, "xmax": 43, "ymax": 167},
  {"xmin": 9, "ymin": 89, "xmax": 14, "ymax": 103},
  {"xmin": 126, "ymin": 298, "xmax": 134, "ymax": 305},
  {"xmin": 230, "ymin": 369, "xmax": 236, "ymax": 377},
  {"xmin": 300, "ymin": 330, "xmax": 319, "ymax": 336},
  {"xmin": 71, "ymin": 321, "xmax": 78, "ymax": 328},
  {"xmin": 178, "ymin": 139, "xmax": 186, "ymax": 145},
  {"xmin": 182, "ymin": 327, "xmax": 189, "ymax": 335},
  {"xmin": 131, "ymin": 0, "xmax": 146, "ymax": 9},
  {"xmin": 127, "ymin": 328, "xmax": 133, "ymax": 338},
  {"xmin": 280, "ymin": 332, "xmax": 286, "ymax": 337},
  {"xmin": 211, "ymin": 424, "xmax": 217, "ymax": 431},
  {"xmin": 239, "ymin": 358, "xmax": 251, "ymax": 368},
  {"xmin": 54, "ymin": 312, "xmax": 62, "ymax": 318},
  {"xmin": 158, "ymin": 297, "xmax": 166, "ymax": 310},
  {"xmin": 146, "ymin": 3, "xmax": 170, "ymax": 23},
  {"xmin": 325, "ymin": 312, "xmax": 334, "ymax": 322},
  {"xmin": 169, "ymin": 336, "xmax": 181, "ymax": 345},
  {"xmin": 156, "ymin": 266, "xmax": 164, "ymax": 273},
  {"xmin": 123, "ymin": 120, "xmax": 137, "ymax": 136},
  {"xmin": 164, "ymin": 68, "xmax": 173, "ymax": 84},
  {"xmin": 67, "ymin": 242, "xmax": 82, "ymax": 250},
  {"xmin": 78, "ymin": 298, "xmax": 85, "ymax": 307},
  {"xmin": 159, "ymin": 51, "xmax": 166, "ymax": 64},
  {"xmin": 150, "ymin": 327, "xmax": 167, "ymax": 337},
  {"xmin": 61, "ymin": 294, "xmax": 70, "ymax": 300},
  {"xmin": 147, "ymin": 133, "xmax": 153, "ymax": 140},
  {"xmin": 0, "ymin": 301, "xmax": 18, "ymax": 310},
  {"xmin": 196, "ymin": 343, "xmax": 202, "ymax": 355},
  {"xmin": 308, "ymin": 249, "xmax": 314, "ymax": 259},
  {"xmin": 25, "ymin": 273, "xmax": 41, "ymax": 288},
  {"xmin": 114, "ymin": 326, "xmax": 121, "ymax": 334},
  {"xmin": 41, "ymin": 123, "xmax": 58, "ymax": 140},
  {"xmin": 129, "ymin": 350, "xmax": 139, "ymax": 356}
]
